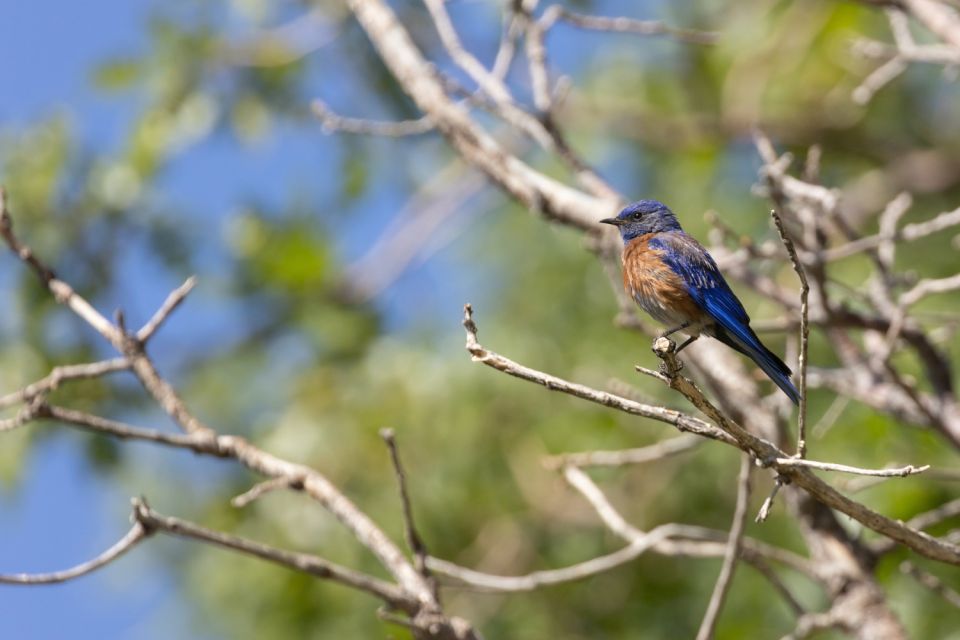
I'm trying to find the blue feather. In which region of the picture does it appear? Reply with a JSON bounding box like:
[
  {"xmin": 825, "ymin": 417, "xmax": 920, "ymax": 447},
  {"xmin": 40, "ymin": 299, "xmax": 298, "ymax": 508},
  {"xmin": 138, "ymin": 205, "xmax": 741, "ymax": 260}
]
[{"xmin": 651, "ymin": 233, "xmax": 800, "ymax": 405}]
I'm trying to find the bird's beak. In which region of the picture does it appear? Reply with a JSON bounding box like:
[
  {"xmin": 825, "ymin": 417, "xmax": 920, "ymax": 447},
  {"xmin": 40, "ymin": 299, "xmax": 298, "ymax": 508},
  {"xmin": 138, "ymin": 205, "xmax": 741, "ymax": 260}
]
[{"xmin": 599, "ymin": 217, "xmax": 623, "ymax": 227}]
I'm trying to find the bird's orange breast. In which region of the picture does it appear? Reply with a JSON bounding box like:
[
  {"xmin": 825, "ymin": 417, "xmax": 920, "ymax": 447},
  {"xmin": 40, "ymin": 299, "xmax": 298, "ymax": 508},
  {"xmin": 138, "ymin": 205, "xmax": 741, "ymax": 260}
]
[{"xmin": 623, "ymin": 235, "xmax": 702, "ymax": 324}]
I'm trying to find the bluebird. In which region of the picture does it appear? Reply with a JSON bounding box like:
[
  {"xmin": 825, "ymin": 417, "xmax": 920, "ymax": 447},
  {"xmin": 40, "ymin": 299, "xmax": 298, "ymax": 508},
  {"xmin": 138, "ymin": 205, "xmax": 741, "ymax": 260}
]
[{"xmin": 601, "ymin": 200, "xmax": 800, "ymax": 405}]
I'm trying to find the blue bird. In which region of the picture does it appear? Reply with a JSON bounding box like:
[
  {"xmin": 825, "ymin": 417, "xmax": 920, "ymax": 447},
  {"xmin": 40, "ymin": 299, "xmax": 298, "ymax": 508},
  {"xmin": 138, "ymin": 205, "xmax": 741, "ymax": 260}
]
[{"xmin": 601, "ymin": 200, "xmax": 800, "ymax": 405}]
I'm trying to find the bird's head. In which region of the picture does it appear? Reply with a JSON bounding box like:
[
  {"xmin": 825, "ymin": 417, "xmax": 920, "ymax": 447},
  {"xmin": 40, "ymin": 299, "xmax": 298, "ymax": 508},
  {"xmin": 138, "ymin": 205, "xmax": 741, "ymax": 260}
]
[{"xmin": 600, "ymin": 199, "xmax": 682, "ymax": 242}]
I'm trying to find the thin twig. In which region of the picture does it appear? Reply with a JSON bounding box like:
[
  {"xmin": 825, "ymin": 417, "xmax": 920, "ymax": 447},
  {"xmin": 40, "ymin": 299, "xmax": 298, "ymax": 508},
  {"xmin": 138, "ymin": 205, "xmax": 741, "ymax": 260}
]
[
  {"xmin": 852, "ymin": 54, "xmax": 908, "ymax": 105},
  {"xmin": 771, "ymin": 204, "xmax": 810, "ymax": 458},
  {"xmin": 0, "ymin": 358, "xmax": 130, "ymax": 410},
  {"xmin": 380, "ymin": 428, "xmax": 433, "ymax": 583},
  {"xmin": 811, "ymin": 395, "xmax": 851, "ymax": 438},
  {"xmin": 562, "ymin": 464, "xmax": 813, "ymax": 576},
  {"xmin": 779, "ymin": 610, "xmax": 842, "ymax": 640},
  {"xmin": 902, "ymin": 0, "xmax": 960, "ymax": 50},
  {"xmin": 428, "ymin": 522, "xmax": 814, "ymax": 596},
  {"xmin": 136, "ymin": 276, "xmax": 197, "ymax": 342},
  {"xmin": 427, "ymin": 523, "xmax": 687, "ymax": 593},
  {"xmin": 901, "ymin": 273, "xmax": 960, "ymax": 307},
  {"xmin": 696, "ymin": 454, "xmax": 752, "ymax": 640},
  {"xmin": 771, "ymin": 458, "xmax": 929, "ymax": 477},
  {"xmin": 131, "ymin": 498, "xmax": 418, "ymax": 612},
  {"xmin": 0, "ymin": 522, "xmax": 148, "ymax": 584},
  {"xmin": 756, "ymin": 477, "xmax": 785, "ymax": 523},
  {"xmin": 562, "ymin": 466, "xmax": 645, "ymax": 542},
  {"xmin": 232, "ymin": 476, "xmax": 304, "ymax": 508},
  {"xmin": 545, "ymin": 434, "xmax": 701, "ymax": 469},
  {"xmin": 222, "ymin": 7, "xmax": 337, "ymax": 67},
  {"xmin": 0, "ymin": 189, "xmax": 227, "ymax": 438},
  {"xmin": 905, "ymin": 497, "xmax": 960, "ymax": 530},
  {"xmin": 421, "ymin": 0, "xmax": 618, "ymax": 200},
  {"xmin": 900, "ymin": 561, "xmax": 960, "ymax": 608},
  {"xmin": 544, "ymin": 6, "xmax": 719, "ymax": 45},
  {"xmin": 524, "ymin": 9, "xmax": 553, "ymax": 113},
  {"xmin": 0, "ymin": 399, "xmax": 45, "ymax": 433},
  {"xmin": 749, "ymin": 557, "xmax": 807, "ymax": 617},
  {"xmin": 311, "ymin": 99, "xmax": 435, "ymax": 136},
  {"xmin": 462, "ymin": 304, "xmax": 734, "ymax": 444},
  {"xmin": 822, "ymin": 205, "xmax": 960, "ymax": 262},
  {"xmin": 39, "ymin": 404, "xmax": 221, "ymax": 454}
]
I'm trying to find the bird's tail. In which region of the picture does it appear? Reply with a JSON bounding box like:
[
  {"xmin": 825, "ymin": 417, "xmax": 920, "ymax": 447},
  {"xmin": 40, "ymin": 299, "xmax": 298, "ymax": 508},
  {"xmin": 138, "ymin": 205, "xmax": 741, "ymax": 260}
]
[{"xmin": 713, "ymin": 326, "xmax": 800, "ymax": 405}]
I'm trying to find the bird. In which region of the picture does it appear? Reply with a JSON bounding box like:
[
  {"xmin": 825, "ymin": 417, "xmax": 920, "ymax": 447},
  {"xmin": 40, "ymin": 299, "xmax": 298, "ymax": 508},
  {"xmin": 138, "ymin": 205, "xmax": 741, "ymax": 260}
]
[{"xmin": 601, "ymin": 199, "xmax": 800, "ymax": 405}]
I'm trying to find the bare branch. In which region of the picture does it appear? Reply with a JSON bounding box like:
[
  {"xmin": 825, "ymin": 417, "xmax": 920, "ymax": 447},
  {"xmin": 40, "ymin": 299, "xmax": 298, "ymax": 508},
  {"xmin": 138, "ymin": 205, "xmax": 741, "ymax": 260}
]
[
  {"xmin": 650, "ymin": 337, "xmax": 960, "ymax": 565},
  {"xmin": 696, "ymin": 454, "xmax": 752, "ymax": 640},
  {"xmin": 561, "ymin": 464, "xmax": 813, "ymax": 577},
  {"xmin": 755, "ymin": 136, "xmax": 840, "ymax": 215},
  {"xmin": 0, "ymin": 522, "xmax": 147, "ymax": 584},
  {"xmin": 902, "ymin": 0, "xmax": 960, "ymax": 49},
  {"xmin": 841, "ymin": 466, "xmax": 960, "ymax": 493},
  {"xmin": 769, "ymin": 206, "xmax": 810, "ymax": 457},
  {"xmin": 221, "ymin": 8, "xmax": 337, "ymax": 67},
  {"xmin": 39, "ymin": 404, "xmax": 220, "ymax": 454},
  {"xmin": 0, "ymin": 399, "xmax": 46, "ymax": 433},
  {"xmin": 755, "ymin": 477, "xmax": 786, "ymax": 523},
  {"xmin": 136, "ymin": 276, "xmax": 197, "ymax": 342},
  {"xmin": 524, "ymin": 8, "xmax": 553, "ymax": 113},
  {"xmin": 37, "ymin": 406, "xmax": 436, "ymax": 604},
  {"xmin": 427, "ymin": 523, "xmax": 687, "ymax": 593},
  {"xmin": 772, "ymin": 458, "xmax": 929, "ymax": 477},
  {"xmin": 311, "ymin": 99, "xmax": 435, "ymax": 136},
  {"xmin": 381, "ymin": 428, "xmax": 433, "ymax": 584},
  {"xmin": 562, "ymin": 466, "xmax": 645, "ymax": 542},
  {"xmin": 462, "ymin": 304, "xmax": 734, "ymax": 444},
  {"xmin": 853, "ymin": 54, "xmax": 908, "ymax": 105},
  {"xmin": 750, "ymin": 557, "xmax": 807, "ymax": 617},
  {"xmin": 0, "ymin": 189, "xmax": 123, "ymax": 345},
  {"xmin": 421, "ymin": 0, "xmax": 616, "ymax": 204},
  {"xmin": 0, "ymin": 358, "xmax": 130, "ymax": 411},
  {"xmin": 780, "ymin": 611, "xmax": 843, "ymax": 640},
  {"xmin": 905, "ymin": 497, "xmax": 960, "ymax": 531},
  {"xmin": 901, "ymin": 273, "xmax": 960, "ymax": 307},
  {"xmin": 822, "ymin": 204, "xmax": 960, "ymax": 262},
  {"xmin": 422, "ymin": 0, "xmax": 517, "ymax": 107},
  {"xmin": 429, "ymin": 523, "xmax": 814, "ymax": 597},
  {"xmin": 854, "ymin": 35, "xmax": 960, "ymax": 64},
  {"xmin": 544, "ymin": 6, "xmax": 719, "ymax": 45},
  {"xmin": 346, "ymin": 0, "xmax": 618, "ymax": 230},
  {"xmin": 900, "ymin": 561, "xmax": 960, "ymax": 608},
  {"xmin": 545, "ymin": 434, "xmax": 701, "ymax": 469},
  {"xmin": 131, "ymin": 498, "xmax": 419, "ymax": 612},
  {"xmin": 0, "ymin": 200, "xmax": 442, "ymax": 610},
  {"xmin": 232, "ymin": 476, "xmax": 304, "ymax": 508},
  {"xmin": 1, "ymin": 203, "xmax": 216, "ymax": 438}
]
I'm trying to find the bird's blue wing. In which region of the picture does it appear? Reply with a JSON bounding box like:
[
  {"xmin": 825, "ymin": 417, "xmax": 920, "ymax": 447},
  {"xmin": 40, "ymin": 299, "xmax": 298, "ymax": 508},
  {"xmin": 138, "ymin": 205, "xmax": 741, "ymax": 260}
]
[
  {"xmin": 648, "ymin": 233, "xmax": 750, "ymax": 332},
  {"xmin": 650, "ymin": 233, "xmax": 799, "ymax": 404}
]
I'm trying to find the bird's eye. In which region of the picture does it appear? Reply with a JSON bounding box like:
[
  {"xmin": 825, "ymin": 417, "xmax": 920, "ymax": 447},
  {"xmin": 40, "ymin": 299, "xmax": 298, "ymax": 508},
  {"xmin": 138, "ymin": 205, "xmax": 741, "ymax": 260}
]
[{"xmin": 632, "ymin": 212, "xmax": 642, "ymax": 220}]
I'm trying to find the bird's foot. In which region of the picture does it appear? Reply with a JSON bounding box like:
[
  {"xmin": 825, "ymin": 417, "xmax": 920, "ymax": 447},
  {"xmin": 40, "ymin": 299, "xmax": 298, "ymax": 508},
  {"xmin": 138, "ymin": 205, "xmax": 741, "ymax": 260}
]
[{"xmin": 653, "ymin": 337, "xmax": 683, "ymax": 374}]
